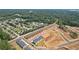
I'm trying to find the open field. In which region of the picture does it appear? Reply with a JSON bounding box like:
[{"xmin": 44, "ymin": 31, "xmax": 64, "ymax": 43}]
[{"xmin": 9, "ymin": 23, "xmax": 79, "ymax": 50}]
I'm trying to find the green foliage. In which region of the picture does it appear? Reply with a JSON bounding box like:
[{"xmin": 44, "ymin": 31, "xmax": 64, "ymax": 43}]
[
  {"xmin": 0, "ymin": 29, "xmax": 14, "ymax": 50},
  {"xmin": 0, "ymin": 29, "xmax": 11, "ymax": 41},
  {"xmin": 0, "ymin": 40, "xmax": 11, "ymax": 50},
  {"xmin": 0, "ymin": 9, "xmax": 79, "ymax": 27},
  {"xmin": 58, "ymin": 19, "xmax": 67, "ymax": 31},
  {"xmin": 59, "ymin": 25, "xmax": 67, "ymax": 32},
  {"xmin": 70, "ymin": 31, "xmax": 78, "ymax": 39}
]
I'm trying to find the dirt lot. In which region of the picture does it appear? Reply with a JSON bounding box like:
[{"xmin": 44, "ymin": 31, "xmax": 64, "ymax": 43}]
[
  {"xmin": 24, "ymin": 25, "xmax": 67, "ymax": 49},
  {"xmin": 10, "ymin": 24, "xmax": 79, "ymax": 50}
]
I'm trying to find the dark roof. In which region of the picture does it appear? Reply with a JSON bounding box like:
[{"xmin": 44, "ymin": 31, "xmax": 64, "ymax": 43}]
[
  {"xmin": 16, "ymin": 38, "xmax": 28, "ymax": 48},
  {"xmin": 33, "ymin": 35, "xmax": 43, "ymax": 43}
]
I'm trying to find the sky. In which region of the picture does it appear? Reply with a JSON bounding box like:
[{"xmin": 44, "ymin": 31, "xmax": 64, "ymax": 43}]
[{"xmin": 0, "ymin": 0, "xmax": 79, "ymax": 9}]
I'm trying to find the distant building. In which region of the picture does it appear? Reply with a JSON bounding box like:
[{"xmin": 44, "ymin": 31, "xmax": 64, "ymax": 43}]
[{"xmin": 32, "ymin": 35, "xmax": 43, "ymax": 44}]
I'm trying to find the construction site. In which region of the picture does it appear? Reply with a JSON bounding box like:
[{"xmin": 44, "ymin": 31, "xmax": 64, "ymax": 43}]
[{"xmin": 9, "ymin": 23, "xmax": 79, "ymax": 50}]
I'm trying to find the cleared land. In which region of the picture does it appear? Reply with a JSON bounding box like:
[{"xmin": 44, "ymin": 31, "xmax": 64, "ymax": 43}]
[{"xmin": 10, "ymin": 24, "xmax": 79, "ymax": 50}]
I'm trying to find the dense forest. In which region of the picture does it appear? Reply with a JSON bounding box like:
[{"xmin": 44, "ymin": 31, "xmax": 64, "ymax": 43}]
[
  {"xmin": 0, "ymin": 9, "xmax": 79, "ymax": 27},
  {"xmin": 0, "ymin": 28, "xmax": 15, "ymax": 50}
]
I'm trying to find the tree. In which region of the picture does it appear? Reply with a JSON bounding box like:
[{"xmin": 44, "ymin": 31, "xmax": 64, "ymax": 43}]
[
  {"xmin": 0, "ymin": 28, "xmax": 15, "ymax": 50},
  {"xmin": 0, "ymin": 29, "xmax": 11, "ymax": 41},
  {"xmin": 0, "ymin": 40, "xmax": 11, "ymax": 50},
  {"xmin": 70, "ymin": 31, "xmax": 78, "ymax": 39}
]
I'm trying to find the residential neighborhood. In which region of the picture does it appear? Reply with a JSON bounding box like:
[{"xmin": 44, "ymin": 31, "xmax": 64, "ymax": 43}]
[{"xmin": 0, "ymin": 9, "xmax": 79, "ymax": 50}]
